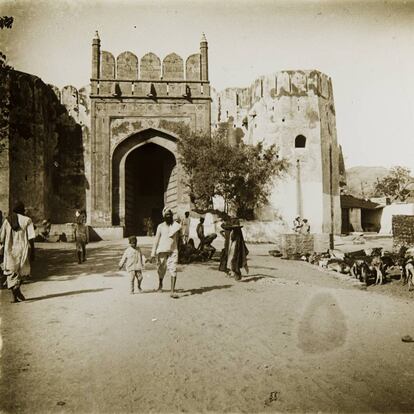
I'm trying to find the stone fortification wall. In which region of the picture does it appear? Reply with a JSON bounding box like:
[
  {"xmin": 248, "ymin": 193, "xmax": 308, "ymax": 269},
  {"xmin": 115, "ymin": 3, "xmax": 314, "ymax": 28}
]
[
  {"xmin": 211, "ymin": 70, "xmax": 341, "ymax": 234},
  {"xmin": 212, "ymin": 70, "xmax": 334, "ymax": 128},
  {"xmin": 0, "ymin": 70, "xmax": 90, "ymax": 224}
]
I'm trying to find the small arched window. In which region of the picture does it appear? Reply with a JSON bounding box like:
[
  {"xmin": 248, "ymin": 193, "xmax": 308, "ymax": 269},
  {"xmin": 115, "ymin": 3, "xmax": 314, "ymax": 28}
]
[{"xmin": 295, "ymin": 135, "xmax": 306, "ymax": 148}]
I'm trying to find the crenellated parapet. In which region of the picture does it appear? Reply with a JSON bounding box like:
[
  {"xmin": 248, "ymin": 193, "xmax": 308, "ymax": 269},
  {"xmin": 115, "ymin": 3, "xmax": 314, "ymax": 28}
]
[
  {"xmin": 98, "ymin": 50, "xmax": 200, "ymax": 82},
  {"xmin": 212, "ymin": 70, "xmax": 335, "ymax": 128},
  {"xmin": 90, "ymin": 32, "xmax": 209, "ymax": 99},
  {"xmin": 117, "ymin": 51, "xmax": 139, "ymax": 80},
  {"xmin": 60, "ymin": 85, "xmax": 91, "ymax": 128}
]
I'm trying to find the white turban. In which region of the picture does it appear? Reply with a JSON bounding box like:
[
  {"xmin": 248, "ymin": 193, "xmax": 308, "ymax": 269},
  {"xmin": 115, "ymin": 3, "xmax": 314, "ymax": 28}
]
[{"xmin": 162, "ymin": 208, "xmax": 173, "ymax": 217}]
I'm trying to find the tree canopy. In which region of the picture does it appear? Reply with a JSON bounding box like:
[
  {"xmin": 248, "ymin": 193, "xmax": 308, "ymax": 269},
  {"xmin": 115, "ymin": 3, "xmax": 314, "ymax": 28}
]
[
  {"xmin": 374, "ymin": 166, "xmax": 413, "ymax": 202},
  {"xmin": 176, "ymin": 124, "xmax": 288, "ymax": 219}
]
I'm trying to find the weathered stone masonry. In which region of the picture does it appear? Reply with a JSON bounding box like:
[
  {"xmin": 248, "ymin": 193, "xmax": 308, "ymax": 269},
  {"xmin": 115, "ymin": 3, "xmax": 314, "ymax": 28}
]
[
  {"xmin": 2, "ymin": 33, "xmax": 344, "ymax": 240},
  {"xmin": 0, "ymin": 70, "xmax": 89, "ymax": 224},
  {"xmin": 211, "ymin": 70, "xmax": 342, "ymax": 234},
  {"xmin": 89, "ymin": 32, "xmax": 211, "ymax": 236},
  {"xmin": 392, "ymin": 215, "xmax": 414, "ymax": 249}
]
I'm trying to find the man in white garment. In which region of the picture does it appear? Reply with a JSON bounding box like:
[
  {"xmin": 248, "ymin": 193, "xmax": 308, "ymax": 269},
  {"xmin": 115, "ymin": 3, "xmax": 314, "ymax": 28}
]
[
  {"xmin": 151, "ymin": 208, "xmax": 182, "ymax": 298},
  {"xmin": 0, "ymin": 201, "xmax": 35, "ymax": 303}
]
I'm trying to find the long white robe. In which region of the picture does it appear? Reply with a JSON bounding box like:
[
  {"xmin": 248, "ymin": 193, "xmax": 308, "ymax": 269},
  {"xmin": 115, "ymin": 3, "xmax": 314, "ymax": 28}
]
[{"xmin": 0, "ymin": 214, "xmax": 35, "ymax": 287}]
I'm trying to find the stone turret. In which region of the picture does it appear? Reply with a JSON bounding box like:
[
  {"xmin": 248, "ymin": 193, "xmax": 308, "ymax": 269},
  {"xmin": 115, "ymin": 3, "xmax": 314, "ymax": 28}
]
[
  {"xmin": 200, "ymin": 33, "xmax": 208, "ymax": 81},
  {"xmin": 91, "ymin": 31, "xmax": 100, "ymax": 79},
  {"xmin": 211, "ymin": 70, "xmax": 342, "ymax": 235}
]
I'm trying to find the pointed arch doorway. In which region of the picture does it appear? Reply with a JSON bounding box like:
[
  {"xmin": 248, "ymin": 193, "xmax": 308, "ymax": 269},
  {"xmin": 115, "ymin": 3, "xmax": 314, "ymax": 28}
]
[{"xmin": 112, "ymin": 129, "xmax": 178, "ymax": 236}]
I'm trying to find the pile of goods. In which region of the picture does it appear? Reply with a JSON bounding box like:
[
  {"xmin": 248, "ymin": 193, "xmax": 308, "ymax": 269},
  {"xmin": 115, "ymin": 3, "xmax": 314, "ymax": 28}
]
[{"xmin": 269, "ymin": 246, "xmax": 414, "ymax": 289}]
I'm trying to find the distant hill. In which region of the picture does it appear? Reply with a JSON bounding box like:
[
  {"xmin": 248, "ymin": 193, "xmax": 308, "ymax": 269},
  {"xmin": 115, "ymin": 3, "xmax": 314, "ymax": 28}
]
[{"xmin": 345, "ymin": 166, "xmax": 389, "ymax": 198}]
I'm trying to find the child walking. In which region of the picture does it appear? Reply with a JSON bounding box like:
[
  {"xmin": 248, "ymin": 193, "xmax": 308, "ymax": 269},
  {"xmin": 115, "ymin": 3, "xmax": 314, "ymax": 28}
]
[{"xmin": 119, "ymin": 236, "xmax": 145, "ymax": 294}]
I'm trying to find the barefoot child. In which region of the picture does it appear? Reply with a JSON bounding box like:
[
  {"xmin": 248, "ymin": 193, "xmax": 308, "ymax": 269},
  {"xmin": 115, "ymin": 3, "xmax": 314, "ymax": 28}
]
[{"xmin": 119, "ymin": 236, "xmax": 146, "ymax": 294}]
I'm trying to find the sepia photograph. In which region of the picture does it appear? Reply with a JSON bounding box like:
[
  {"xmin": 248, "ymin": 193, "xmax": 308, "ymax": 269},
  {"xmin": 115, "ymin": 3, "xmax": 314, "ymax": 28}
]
[{"xmin": 1, "ymin": 0, "xmax": 414, "ymax": 412}]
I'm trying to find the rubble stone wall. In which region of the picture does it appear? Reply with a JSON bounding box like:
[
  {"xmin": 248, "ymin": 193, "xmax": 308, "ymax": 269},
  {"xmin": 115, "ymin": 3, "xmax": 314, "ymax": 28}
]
[
  {"xmin": 280, "ymin": 233, "xmax": 330, "ymax": 258},
  {"xmin": 392, "ymin": 215, "xmax": 414, "ymax": 249},
  {"xmin": 281, "ymin": 234, "xmax": 314, "ymax": 258}
]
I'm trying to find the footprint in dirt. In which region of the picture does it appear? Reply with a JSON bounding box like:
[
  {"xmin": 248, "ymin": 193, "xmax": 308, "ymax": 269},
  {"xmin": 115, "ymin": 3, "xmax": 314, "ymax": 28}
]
[{"xmin": 297, "ymin": 292, "xmax": 347, "ymax": 354}]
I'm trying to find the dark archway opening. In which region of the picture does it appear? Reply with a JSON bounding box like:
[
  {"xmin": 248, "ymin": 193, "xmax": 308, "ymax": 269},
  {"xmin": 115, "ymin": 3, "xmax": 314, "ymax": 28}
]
[{"xmin": 124, "ymin": 143, "xmax": 176, "ymax": 236}]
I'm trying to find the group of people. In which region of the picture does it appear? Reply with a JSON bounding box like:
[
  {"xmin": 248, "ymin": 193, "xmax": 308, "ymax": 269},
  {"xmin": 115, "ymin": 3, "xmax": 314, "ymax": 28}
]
[
  {"xmin": 119, "ymin": 209, "xmax": 250, "ymax": 298},
  {"xmin": 119, "ymin": 208, "xmax": 183, "ymax": 298},
  {"xmin": 0, "ymin": 202, "xmax": 249, "ymax": 302},
  {"xmin": 177, "ymin": 215, "xmax": 217, "ymax": 264},
  {"xmin": 293, "ymin": 216, "xmax": 311, "ymax": 234},
  {"xmin": 0, "ymin": 203, "xmax": 91, "ymax": 303}
]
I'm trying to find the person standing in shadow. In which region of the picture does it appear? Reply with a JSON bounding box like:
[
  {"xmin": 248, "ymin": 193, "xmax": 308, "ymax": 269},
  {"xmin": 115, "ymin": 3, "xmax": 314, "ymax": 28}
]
[{"xmin": 74, "ymin": 217, "xmax": 89, "ymax": 264}]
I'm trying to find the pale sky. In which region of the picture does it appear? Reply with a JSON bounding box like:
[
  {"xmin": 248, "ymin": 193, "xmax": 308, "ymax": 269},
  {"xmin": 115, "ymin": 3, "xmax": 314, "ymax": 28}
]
[{"xmin": 1, "ymin": 0, "xmax": 414, "ymax": 170}]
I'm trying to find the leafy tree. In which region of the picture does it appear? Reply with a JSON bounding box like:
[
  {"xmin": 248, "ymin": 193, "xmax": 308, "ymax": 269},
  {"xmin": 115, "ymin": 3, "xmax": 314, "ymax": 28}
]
[
  {"xmin": 231, "ymin": 142, "xmax": 286, "ymax": 218},
  {"xmin": 177, "ymin": 125, "xmax": 288, "ymax": 219},
  {"xmin": 374, "ymin": 166, "xmax": 413, "ymax": 202}
]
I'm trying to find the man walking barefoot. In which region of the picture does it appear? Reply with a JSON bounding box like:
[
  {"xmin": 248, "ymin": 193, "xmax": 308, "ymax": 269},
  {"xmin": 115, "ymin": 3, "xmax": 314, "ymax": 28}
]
[{"xmin": 151, "ymin": 209, "xmax": 182, "ymax": 298}]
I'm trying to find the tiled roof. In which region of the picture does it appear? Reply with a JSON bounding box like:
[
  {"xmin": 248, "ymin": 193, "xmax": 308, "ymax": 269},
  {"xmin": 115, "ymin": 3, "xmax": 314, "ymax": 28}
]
[{"xmin": 340, "ymin": 195, "xmax": 381, "ymax": 210}]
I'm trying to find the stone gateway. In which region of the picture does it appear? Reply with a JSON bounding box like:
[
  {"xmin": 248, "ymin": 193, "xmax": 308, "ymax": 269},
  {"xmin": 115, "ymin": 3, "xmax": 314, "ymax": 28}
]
[
  {"xmin": 0, "ymin": 32, "xmax": 342, "ymax": 239},
  {"xmin": 89, "ymin": 32, "xmax": 211, "ymax": 237}
]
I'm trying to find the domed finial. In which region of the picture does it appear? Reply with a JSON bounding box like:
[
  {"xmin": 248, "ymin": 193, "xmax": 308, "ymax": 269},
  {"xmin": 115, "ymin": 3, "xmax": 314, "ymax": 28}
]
[
  {"xmin": 201, "ymin": 32, "xmax": 207, "ymax": 43},
  {"xmin": 94, "ymin": 30, "xmax": 100, "ymax": 40}
]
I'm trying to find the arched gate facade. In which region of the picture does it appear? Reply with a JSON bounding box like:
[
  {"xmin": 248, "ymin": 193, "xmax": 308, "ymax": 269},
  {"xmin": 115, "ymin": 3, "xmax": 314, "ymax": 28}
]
[{"xmin": 87, "ymin": 32, "xmax": 211, "ymax": 237}]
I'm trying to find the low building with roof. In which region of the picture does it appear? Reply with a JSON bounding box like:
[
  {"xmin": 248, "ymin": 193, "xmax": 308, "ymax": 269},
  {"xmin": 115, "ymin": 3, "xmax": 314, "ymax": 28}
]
[{"xmin": 340, "ymin": 195, "xmax": 383, "ymax": 233}]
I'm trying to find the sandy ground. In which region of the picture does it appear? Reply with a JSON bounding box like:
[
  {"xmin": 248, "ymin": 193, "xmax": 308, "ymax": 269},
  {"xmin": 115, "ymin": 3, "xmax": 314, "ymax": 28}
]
[{"xmin": 1, "ymin": 238, "xmax": 414, "ymax": 413}]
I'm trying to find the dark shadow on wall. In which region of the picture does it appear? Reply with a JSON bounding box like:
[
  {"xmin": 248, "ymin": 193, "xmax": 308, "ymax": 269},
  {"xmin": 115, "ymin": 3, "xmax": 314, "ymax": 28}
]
[
  {"xmin": 88, "ymin": 227, "xmax": 103, "ymax": 242},
  {"xmin": 52, "ymin": 116, "xmax": 87, "ymax": 223},
  {"xmin": 8, "ymin": 70, "xmax": 87, "ymax": 224}
]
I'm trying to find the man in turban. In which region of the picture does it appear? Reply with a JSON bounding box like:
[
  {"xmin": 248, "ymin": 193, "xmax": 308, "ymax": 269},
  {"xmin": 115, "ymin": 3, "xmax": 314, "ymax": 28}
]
[
  {"xmin": 0, "ymin": 201, "xmax": 35, "ymax": 302},
  {"xmin": 151, "ymin": 208, "xmax": 182, "ymax": 298}
]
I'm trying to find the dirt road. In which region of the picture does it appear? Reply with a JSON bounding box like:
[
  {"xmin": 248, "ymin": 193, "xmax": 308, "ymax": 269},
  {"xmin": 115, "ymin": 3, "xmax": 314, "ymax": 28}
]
[{"xmin": 1, "ymin": 239, "xmax": 414, "ymax": 413}]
